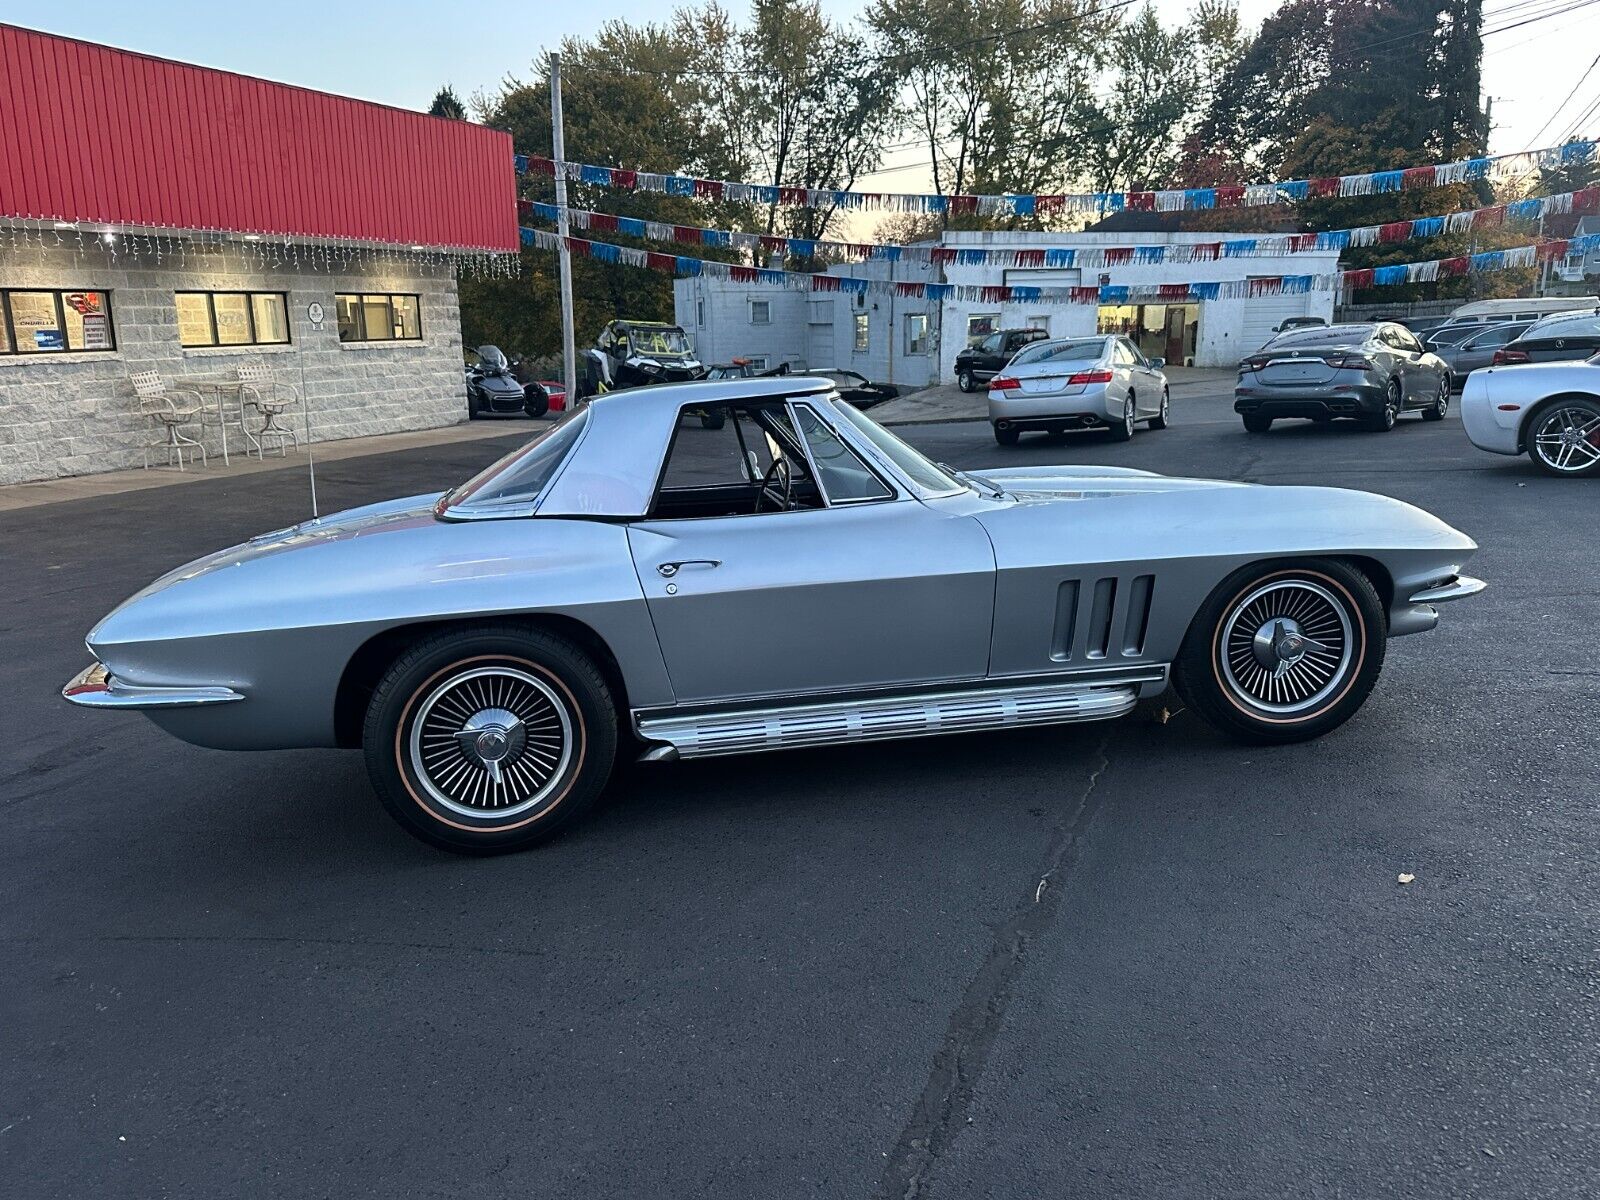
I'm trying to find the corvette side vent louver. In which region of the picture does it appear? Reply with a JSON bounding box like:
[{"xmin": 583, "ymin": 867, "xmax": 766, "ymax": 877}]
[{"xmin": 1053, "ymin": 574, "xmax": 1154, "ymax": 661}]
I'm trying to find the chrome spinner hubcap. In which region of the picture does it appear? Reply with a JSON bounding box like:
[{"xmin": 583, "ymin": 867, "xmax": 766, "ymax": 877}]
[
  {"xmin": 1222, "ymin": 580, "xmax": 1355, "ymax": 714},
  {"xmin": 408, "ymin": 666, "xmax": 573, "ymax": 819}
]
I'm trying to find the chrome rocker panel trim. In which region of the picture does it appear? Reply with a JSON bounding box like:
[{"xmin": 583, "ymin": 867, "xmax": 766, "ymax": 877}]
[
  {"xmin": 634, "ymin": 670, "xmax": 1163, "ymax": 761},
  {"xmin": 1408, "ymin": 575, "xmax": 1487, "ymax": 604},
  {"xmin": 62, "ymin": 661, "xmax": 245, "ymax": 710}
]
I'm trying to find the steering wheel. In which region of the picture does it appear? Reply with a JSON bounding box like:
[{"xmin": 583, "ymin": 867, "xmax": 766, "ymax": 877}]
[{"xmin": 754, "ymin": 455, "xmax": 793, "ymax": 513}]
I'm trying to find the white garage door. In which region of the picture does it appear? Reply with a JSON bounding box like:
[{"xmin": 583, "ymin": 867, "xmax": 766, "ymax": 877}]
[{"xmin": 1241, "ymin": 297, "xmax": 1309, "ymax": 350}]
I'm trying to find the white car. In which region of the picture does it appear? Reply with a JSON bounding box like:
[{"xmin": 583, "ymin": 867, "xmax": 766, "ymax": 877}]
[
  {"xmin": 1461, "ymin": 359, "xmax": 1600, "ymax": 477},
  {"xmin": 988, "ymin": 335, "xmax": 1169, "ymax": 447}
]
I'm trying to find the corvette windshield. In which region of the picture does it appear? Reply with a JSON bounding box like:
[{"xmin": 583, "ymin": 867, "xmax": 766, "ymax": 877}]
[
  {"xmin": 829, "ymin": 398, "xmax": 960, "ymax": 494},
  {"xmin": 438, "ymin": 408, "xmax": 589, "ymax": 515}
]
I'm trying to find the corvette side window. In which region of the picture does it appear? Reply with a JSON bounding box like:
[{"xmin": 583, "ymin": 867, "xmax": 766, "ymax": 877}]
[
  {"xmin": 649, "ymin": 402, "xmax": 823, "ymax": 519},
  {"xmin": 793, "ymin": 405, "xmax": 892, "ymax": 504}
]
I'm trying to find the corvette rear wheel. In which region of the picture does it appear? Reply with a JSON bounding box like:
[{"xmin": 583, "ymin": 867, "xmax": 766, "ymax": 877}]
[
  {"xmin": 1527, "ymin": 397, "xmax": 1600, "ymax": 476},
  {"xmin": 1174, "ymin": 560, "xmax": 1386, "ymax": 744},
  {"xmin": 363, "ymin": 625, "xmax": 616, "ymax": 854}
]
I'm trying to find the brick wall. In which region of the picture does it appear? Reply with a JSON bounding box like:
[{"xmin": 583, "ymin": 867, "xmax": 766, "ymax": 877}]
[{"xmin": 0, "ymin": 239, "xmax": 466, "ymax": 485}]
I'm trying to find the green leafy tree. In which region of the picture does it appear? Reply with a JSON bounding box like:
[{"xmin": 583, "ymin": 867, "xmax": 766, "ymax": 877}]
[
  {"xmin": 740, "ymin": 0, "xmax": 899, "ymax": 242},
  {"xmin": 867, "ymin": 0, "xmax": 1105, "ymax": 225}
]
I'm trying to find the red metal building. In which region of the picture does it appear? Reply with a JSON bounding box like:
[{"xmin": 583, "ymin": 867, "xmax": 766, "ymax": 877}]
[{"xmin": 0, "ymin": 23, "xmax": 517, "ymax": 252}]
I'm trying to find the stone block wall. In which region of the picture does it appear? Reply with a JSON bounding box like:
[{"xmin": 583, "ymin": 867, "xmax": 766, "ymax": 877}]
[{"xmin": 0, "ymin": 238, "xmax": 467, "ymax": 485}]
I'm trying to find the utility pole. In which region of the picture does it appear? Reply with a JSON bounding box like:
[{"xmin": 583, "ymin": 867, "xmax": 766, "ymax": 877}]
[{"xmin": 550, "ymin": 54, "xmax": 578, "ymax": 404}]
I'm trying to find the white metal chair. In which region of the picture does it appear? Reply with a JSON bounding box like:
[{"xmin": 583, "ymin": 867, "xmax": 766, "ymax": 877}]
[
  {"xmin": 131, "ymin": 370, "xmax": 208, "ymax": 470},
  {"xmin": 238, "ymin": 362, "xmax": 302, "ymax": 456}
]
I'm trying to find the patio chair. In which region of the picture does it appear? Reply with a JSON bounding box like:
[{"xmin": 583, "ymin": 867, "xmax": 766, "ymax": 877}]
[
  {"xmin": 131, "ymin": 370, "xmax": 208, "ymax": 470},
  {"xmin": 238, "ymin": 362, "xmax": 302, "ymax": 456}
]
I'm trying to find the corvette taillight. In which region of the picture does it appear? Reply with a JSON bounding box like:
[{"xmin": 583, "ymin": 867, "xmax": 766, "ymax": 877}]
[
  {"xmin": 989, "ymin": 376, "xmax": 1021, "ymax": 391},
  {"xmin": 1492, "ymin": 348, "xmax": 1531, "ymax": 365}
]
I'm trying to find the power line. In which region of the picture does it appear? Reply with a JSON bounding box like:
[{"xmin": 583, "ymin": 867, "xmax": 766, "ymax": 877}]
[{"xmin": 1529, "ymin": 49, "xmax": 1600, "ymax": 144}]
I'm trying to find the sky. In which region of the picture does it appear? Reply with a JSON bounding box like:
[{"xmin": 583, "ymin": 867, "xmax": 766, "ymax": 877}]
[{"xmin": 16, "ymin": 0, "xmax": 1598, "ymax": 198}]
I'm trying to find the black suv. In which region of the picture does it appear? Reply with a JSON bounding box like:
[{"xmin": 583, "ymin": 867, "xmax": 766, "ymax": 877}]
[{"xmin": 954, "ymin": 328, "xmax": 1050, "ymax": 392}]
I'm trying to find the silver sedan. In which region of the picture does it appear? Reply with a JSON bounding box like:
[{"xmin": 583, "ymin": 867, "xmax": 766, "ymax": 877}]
[{"xmin": 987, "ymin": 335, "xmax": 1169, "ymax": 446}]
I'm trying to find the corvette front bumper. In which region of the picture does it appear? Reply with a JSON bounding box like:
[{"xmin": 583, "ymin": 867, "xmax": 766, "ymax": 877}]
[{"xmin": 62, "ymin": 661, "xmax": 245, "ymax": 710}]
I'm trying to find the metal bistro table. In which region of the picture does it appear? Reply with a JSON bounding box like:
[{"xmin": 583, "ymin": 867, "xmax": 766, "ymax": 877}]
[{"xmin": 176, "ymin": 373, "xmax": 261, "ymax": 466}]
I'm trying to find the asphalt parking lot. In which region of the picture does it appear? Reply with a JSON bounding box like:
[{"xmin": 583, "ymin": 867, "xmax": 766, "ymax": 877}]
[{"xmin": 5, "ymin": 383, "xmax": 1598, "ymax": 1199}]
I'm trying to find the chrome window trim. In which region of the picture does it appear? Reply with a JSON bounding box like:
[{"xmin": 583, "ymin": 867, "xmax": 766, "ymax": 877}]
[
  {"xmin": 788, "ymin": 400, "xmax": 899, "ymax": 508},
  {"xmin": 437, "ymin": 407, "xmax": 594, "ymax": 522},
  {"xmin": 826, "ymin": 397, "xmax": 965, "ymax": 500}
]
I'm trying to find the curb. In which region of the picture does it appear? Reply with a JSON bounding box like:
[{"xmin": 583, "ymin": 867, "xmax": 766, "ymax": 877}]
[{"xmin": 879, "ymin": 414, "xmax": 987, "ymax": 427}]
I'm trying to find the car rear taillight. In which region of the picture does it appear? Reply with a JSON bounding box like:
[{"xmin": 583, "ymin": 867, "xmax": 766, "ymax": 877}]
[
  {"xmin": 1066, "ymin": 369, "xmax": 1114, "ymax": 385},
  {"xmin": 989, "ymin": 376, "xmax": 1021, "ymax": 391},
  {"xmin": 1492, "ymin": 348, "xmax": 1531, "ymax": 365},
  {"xmin": 1242, "ymin": 356, "xmax": 1270, "ymax": 372},
  {"xmin": 1323, "ymin": 353, "xmax": 1374, "ymax": 369}
]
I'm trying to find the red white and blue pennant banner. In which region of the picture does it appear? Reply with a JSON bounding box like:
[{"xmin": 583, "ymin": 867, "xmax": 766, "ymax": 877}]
[
  {"xmin": 522, "ymin": 227, "xmax": 1599, "ymax": 304},
  {"xmin": 516, "ymin": 139, "xmax": 1599, "ymax": 216},
  {"xmin": 525, "ymin": 188, "xmax": 1600, "ymax": 267}
]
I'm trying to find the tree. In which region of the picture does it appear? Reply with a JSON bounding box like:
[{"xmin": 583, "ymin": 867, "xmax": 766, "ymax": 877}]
[
  {"xmin": 1081, "ymin": 5, "xmax": 1202, "ymax": 196},
  {"xmin": 867, "ymin": 0, "xmax": 1105, "ymax": 223},
  {"xmin": 428, "ymin": 86, "xmax": 467, "ymax": 120},
  {"xmin": 739, "ymin": 0, "xmax": 899, "ymax": 240}
]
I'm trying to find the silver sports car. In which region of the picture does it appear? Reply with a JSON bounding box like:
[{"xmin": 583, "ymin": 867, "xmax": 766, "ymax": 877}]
[
  {"xmin": 64, "ymin": 377, "xmax": 1485, "ymax": 853},
  {"xmin": 1461, "ymin": 357, "xmax": 1600, "ymax": 476}
]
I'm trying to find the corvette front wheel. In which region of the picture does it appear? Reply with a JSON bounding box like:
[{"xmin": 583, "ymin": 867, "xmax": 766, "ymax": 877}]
[
  {"xmin": 363, "ymin": 625, "xmax": 617, "ymax": 854},
  {"xmin": 1173, "ymin": 560, "xmax": 1386, "ymax": 744}
]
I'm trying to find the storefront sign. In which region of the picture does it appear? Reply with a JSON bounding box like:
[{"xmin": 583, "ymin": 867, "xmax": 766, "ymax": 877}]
[{"xmin": 33, "ymin": 329, "xmax": 64, "ymax": 350}]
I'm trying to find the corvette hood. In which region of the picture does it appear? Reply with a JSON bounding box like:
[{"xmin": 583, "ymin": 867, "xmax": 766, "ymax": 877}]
[
  {"xmin": 136, "ymin": 493, "xmax": 443, "ymax": 593},
  {"xmin": 974, "ymin": 464, "xmax": 1253, "ymax": 499},
  {"xmin": 91, "ymin": 493, "xmax": 446, "ymax": 646}
]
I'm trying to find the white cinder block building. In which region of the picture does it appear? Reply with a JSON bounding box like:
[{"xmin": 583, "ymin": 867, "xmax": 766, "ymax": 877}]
[
  {"xmin": 0, "ymin": 26, "xmax": 517, "ymax": 486},
  {"xmin": 676, "ymin": 229, "xmax": 1339, "ymax": 387}
]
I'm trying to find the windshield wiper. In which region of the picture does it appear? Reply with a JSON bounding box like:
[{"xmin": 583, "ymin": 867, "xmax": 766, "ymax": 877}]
[{"xmin": 938, "ymin": 463, "xmax": 1007, "ymax": 499}]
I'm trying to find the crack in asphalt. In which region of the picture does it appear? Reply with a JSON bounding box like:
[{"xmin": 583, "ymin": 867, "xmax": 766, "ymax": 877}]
[{"xmin": 877, "ymin": 734, "xmax": 1114, "ymax": 1200}]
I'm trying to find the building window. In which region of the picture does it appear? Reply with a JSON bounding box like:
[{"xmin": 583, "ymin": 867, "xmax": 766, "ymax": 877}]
[
  {"xmin": 750, "ymin": 299, "xmax": 771, "ymax": 325},
  {"xmin": 854, "ymin": 312, "xmax": 870, "ymax": 352},
  {"xmin": 966, "ymin": 313, "xmax": 1000, "ymax": 344},
  {"xmin": 0, "ymin": 289, "xmax": 115, "ymax": 354},
  {"xmin": 905, "ymin": 313, "xmax": 929, "ymax": 355},
  {"xmin": 697, "ymin": 298, "xmax": 706, "ymax": 326},
  {"xmin": 1027, "ymin": 315, "xmax": 1050, "ymax": 333},
  {"xmin": 175, "ymin": 292, "xmax": 290, "ymax": 348},
  {"xmin": 745, "ymin": 354, "xmax": 770, "ymax": 370},
  {"xmin": 336, "ymin": 293, "xmax": 422, "ymax": 342}
]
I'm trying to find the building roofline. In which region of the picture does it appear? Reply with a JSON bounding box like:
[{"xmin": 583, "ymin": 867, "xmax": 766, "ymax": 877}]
[{"xmin": 0, "ymin": 22, "xmax": 481, "ymax": 129}]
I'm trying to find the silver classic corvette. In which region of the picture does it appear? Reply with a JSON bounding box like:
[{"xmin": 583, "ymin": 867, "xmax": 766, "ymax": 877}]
[{"xmin": 65, "ymin": 377, "xmax": 1485, "ymax": 853}]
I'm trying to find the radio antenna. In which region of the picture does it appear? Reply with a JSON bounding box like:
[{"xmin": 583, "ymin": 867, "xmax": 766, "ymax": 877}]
[{"xmin": 299, "ymin": 300, "xmax": 321, "ymax": 517}]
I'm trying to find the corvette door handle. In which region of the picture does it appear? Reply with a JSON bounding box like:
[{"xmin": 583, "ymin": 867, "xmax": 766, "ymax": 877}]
[{"xmin": 657, "ymin": 559, "xmax": 721, "ymax": 577}]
